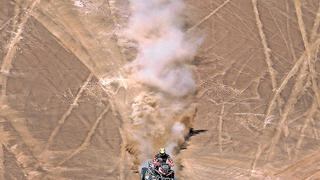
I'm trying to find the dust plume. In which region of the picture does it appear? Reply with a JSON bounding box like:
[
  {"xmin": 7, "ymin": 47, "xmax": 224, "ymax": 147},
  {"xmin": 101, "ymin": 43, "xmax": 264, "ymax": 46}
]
[
  {"xmin": 117, "ymin": 0, "xmax": 202, "ymax": 173},
  {"xmin": 124, "ymin": 0, "xmax": 202, "ymax": 97}
]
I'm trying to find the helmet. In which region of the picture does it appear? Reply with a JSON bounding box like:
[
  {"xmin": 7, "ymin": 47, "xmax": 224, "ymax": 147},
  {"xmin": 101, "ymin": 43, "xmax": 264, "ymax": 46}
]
[{"xmin": 159, "ymin": 148, "xmax": 166, "ymax": 154}]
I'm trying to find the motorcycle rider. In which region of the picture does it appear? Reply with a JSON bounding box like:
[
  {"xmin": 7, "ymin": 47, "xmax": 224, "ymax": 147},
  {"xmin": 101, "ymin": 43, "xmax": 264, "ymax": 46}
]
[{"xmin": 152, "ymin": 148, "xmax": 174, "ymax": 169}]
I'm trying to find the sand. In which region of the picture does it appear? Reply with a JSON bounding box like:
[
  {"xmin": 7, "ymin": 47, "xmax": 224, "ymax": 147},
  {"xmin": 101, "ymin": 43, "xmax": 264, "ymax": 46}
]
[{"xmin": 0, "ymin": 0, "xmax": 319, "ymax": 179}]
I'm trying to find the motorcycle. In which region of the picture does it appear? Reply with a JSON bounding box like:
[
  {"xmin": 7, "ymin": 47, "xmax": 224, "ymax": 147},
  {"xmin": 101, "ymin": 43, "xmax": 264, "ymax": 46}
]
[{"xmin": 141, "ymin": 160, "xmax": 175, "ymax": 180}]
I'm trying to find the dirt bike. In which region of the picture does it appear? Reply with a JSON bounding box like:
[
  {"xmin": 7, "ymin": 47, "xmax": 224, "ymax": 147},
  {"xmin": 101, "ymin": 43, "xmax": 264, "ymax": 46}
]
[{"xmin": 141, "ymin": 160, "xmax": 175, "ymax": 180}]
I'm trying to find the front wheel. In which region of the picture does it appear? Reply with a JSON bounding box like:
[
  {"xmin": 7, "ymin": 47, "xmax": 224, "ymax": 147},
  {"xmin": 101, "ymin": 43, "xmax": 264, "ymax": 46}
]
[{"xmin": 141, "ymin": 167, "xmax": 148, "ymax": 180}]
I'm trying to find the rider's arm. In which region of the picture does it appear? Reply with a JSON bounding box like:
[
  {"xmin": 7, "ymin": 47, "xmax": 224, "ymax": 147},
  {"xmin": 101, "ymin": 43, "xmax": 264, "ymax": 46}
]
[
  {"xmin": 166, "ymin": 157, "xmax": 174, "ymax": 167},
  {"xmin": 153, "ymin": 156, "xmax": 160, "ymax": 165}
]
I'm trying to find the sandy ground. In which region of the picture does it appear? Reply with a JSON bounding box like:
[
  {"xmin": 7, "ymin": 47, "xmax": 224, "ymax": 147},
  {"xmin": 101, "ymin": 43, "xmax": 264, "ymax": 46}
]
[{"xmin": 0, "ymin": 0, "xmax": 320, "ymax": 179}]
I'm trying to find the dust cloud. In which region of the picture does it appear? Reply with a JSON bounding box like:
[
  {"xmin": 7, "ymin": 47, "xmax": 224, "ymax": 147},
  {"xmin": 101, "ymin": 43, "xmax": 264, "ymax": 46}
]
[
  {"xmin": 124, "ymin": 0, "xmax": 202, "ymax": 97},
  {"xmin": 119, "ymin": 0, "xmax": 202, "ymax": 171}
]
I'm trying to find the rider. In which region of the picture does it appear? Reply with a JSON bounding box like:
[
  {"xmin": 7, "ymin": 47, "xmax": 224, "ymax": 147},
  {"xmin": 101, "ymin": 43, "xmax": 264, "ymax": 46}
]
[{"xmin": 152, "ymin": 148, "xmax": 174, "ymax": 168}]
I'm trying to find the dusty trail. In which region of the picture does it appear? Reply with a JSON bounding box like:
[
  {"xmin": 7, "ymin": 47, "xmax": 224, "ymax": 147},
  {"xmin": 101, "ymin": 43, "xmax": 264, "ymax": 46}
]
[{"xmin": 1, "ymin": 0, "xmax": 40, "ymax": 97}]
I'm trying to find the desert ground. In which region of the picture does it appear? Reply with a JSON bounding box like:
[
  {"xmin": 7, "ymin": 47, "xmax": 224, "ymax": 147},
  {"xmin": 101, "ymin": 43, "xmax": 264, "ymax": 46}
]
[{"xmin": 0, "ymin": 0, "xmax": 320, "ymax": 179}]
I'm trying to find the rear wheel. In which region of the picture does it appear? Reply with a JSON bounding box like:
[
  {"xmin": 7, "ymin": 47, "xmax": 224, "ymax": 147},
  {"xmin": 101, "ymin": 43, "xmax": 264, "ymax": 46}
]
[{"xmin": 169, "ymin": 171, "xmax": 175, "ymax": 179}]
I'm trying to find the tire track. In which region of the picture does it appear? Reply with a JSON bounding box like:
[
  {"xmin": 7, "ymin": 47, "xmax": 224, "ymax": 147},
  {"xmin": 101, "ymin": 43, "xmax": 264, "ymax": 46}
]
[
  {"xmin": 0, "ymin": 114, "xmax": 44, "ymax": 179},
  {"xmin": 1, "ymin": 0, "xmax": 40, "ymax": 97},
  {"xmin": 294, "ymin": 99, "xmax": 318, "ymax": 157},
  {"xmin": 44, "ymin": 73, "xmax": 93, "ymax": 151},
  {"xmin": 275, "ymin": 150, "xmax": 320, "ymax": 177},
  {"xmin": 294, "ymin": 0, "xmax": 320, "ymax": 107},
  {"xmin": 264, "ymin": 38, "xmax": 320, "ymax": 127},
  {"xmin": 267, "ymin": 59, "xmax": 309, "ymax": 160},
  {"xmin": 252, "ymin": 0, "xmax": 277, "ymax": 90},
  {"xmin": 188, "ymin": 0, "xmax": 233, "ymax": 32},
  {"xmin": 57, "ymin": 104, "xmax": 110, "ymax": 166}
]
